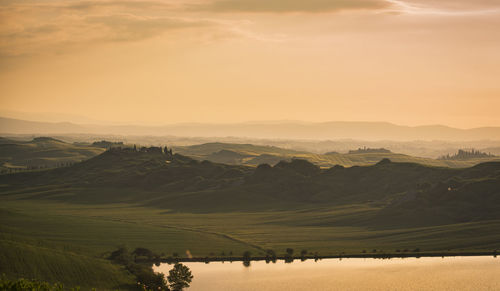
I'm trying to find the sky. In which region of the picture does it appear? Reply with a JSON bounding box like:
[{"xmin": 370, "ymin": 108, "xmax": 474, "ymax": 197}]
[{"xmin": 0, "ymin": 0, "xmax": 499, "ymax": 128}]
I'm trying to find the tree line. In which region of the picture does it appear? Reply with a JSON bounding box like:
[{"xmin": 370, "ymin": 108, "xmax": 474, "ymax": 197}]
[
  {"xmin": 109, "ymin": 247, "xmax": 192, "ymax": 291},
  {"xmin": 439, "ymin": 149, "xmax": 495, "ymax": 160}
]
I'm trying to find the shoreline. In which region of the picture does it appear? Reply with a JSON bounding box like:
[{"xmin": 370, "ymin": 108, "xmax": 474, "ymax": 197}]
[{"xmin": 152, "ymin": 251, "xmax": 498, "ymax": 264}]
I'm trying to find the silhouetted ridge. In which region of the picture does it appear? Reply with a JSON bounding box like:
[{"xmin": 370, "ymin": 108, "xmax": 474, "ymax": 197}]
[
  {"xmin": 274, "ymin": 159, "xmax": 320, "ymax": 176},
  {"xmin": 206, "ymin": 150, "xmax": 248, "ymax": 164},
  {"xmin": 32, "ymin": 137, "xmax": 64, "ymax": 143},
  {"xmin": 376, "ymin": 158, "xmax": 392, "ymax": 165}
]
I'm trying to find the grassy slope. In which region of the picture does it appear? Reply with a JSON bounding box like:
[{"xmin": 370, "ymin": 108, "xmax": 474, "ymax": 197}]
[
  {"xmin": 0, "ymin": 237, "xmax": 134, "ymax": 289},
  {"xmin": 1, "ymin": 201, "xmax": 499, "ymax": 288},
  {"xmin": 1, "ymin": 150, "xmax": 499, "ymax": 287},
  {"xmin": 2, "ymin": 200, "xmax": 499, "ymax": 259},
  {"xmin": 0, "ymin": 137, "xmax": 104, "ymax": 170},
  {"xmin": 0, "ymin": 201, "xmax": 263, "ymax": 289},
  {"xmin": 174, "ymin": 142, "xmax": 500, "ymax": 168},
  {"xmin": 0, "ymin": 204, "xmax": 262, "ymax": 257}
]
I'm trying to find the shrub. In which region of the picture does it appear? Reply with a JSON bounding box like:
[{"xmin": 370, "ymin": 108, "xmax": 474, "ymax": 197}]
[{"xmin": 0, "ymin": 275, "xmax": 69, "ymax": 291}]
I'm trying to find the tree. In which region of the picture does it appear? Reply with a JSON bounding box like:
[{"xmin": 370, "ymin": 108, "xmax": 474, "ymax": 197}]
[
  {"xmin": 243, "ymin": 251, "xmax": 252, "ymax": 260},
  {"xmin": 168, "ymin": 263, "xmax": 193, "ymax": 291},
  {"xmin": 242, "ymin": 251, "xmax": 252, "ymax": 267},
  {"xmin": 132, "ymin": 247, "xmax": 154, "ymax": 260},
  {"xmin": 265, "ymin": 249, "xmax": 277, "ymax": 262},
  {"xmin": 130, "ymin": 264, "xmax": 167, "ymax": 290},
  {"xmin": 284, "ymin": 248, "xmax": 294, "ymax": 263}
]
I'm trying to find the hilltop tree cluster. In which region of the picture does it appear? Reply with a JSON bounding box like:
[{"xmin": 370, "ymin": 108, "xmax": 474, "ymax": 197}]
[
  {"xmin": 108, "ymin": 145, "xmax": 174, "ymax": 156},
  {"xmin": 439, "ymin": 149, "xmax": 495, "ymax": 160}
]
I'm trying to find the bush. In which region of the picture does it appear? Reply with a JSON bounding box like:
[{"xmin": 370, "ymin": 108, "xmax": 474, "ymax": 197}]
[
  {"xmin": 127, "ymin": 264, "xmax": 168, "ymax": 291},
  {"xmin": 109, "ymin": 247, "xmax": 168, "ymax": 290},
  {"xmin": 109, "ymin": 246, "xmax": 132, "ymax": 265},
  {"xmin": 132, "ymin": 248, "xmax": 155, "ymax": 261},
  {"xmin": 0, "ymin": 275, "xmax": 68, "ymax": 291}
]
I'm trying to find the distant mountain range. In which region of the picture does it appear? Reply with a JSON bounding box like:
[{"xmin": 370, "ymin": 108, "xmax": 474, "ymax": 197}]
[{"xmin": 1, "ymin": 116, "xmax": 500, "ymax": 141}]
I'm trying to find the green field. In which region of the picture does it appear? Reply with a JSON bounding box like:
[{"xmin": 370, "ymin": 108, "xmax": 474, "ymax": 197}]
[
  {"xmin": 0, "ymin": 137, "xmax": 105, "ymax": 172},
  {"xmin": 2, "ymin": 197, "xmax": 500, "ymax": 289},
  {"xmin": 1, "ymin": 148, "xmax": 499, "ymax": 289}
]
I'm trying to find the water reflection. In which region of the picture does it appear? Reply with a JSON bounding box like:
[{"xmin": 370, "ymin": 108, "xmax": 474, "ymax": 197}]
[{"xmin": 154, "ymin": 256, "xmax": 499, "ymax": 291}]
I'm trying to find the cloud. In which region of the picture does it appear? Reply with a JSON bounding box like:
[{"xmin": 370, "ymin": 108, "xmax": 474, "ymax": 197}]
[
  {"xmin": 4, "ymin": 0, "xmax": 497, "ymax": 58},
  {"xmin": 404, "ymin": 0, "xmax": 500, "ymax": 11},
  {"xmin": 64, "ymin": 0, "xmax": 174, "ymax": 11},
  {"xmin": 386, "ymin": 0, "xmax": 500, "ymax": 16},
  {"xmin": 196, "ymin": 0, "xmax": 390, "ymax": 13},
  {"xmin": 85, "ymin": 14, "xmax": 209, "ymax": 42},
  {"xmin": 0, "ymin": 1, "xmax": 212, "ymax": 57}
]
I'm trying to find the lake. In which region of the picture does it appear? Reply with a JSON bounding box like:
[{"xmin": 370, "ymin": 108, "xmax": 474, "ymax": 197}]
[{"xmin": 154, "ymin": 256, "xmax": 499, "ymax": 290}]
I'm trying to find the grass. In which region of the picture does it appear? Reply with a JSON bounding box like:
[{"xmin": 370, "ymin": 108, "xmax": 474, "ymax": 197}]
[
  {"xmin": 0, "ymin": 200, "xmax": 264, "ymax": 289},
  {"xmin": 1, "ymin": 197, "xmax": 499, "ymax": 288},
  {"xmin": 0, "ymin": 202, "xmax": 262, "ymax": 258},
  {"xmin": 2, "ymin": 199, "xmax": 499, "ymax": 259},
  {"xmin": 1, "ymin": 149, "xmax": 499, "ymax": 288},
  {"xmin": 0, "ymin": 235, "xmax": 134, "ymax": 289},
  {"xmin": 0, "ymin": 137, "xmax": 104, "ymax": 172}
]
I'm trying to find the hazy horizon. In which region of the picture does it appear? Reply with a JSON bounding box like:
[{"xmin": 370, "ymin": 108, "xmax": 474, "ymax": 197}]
[{"xmin": 1, "ymin": 110, "xmax": 500, "ymax": 130}]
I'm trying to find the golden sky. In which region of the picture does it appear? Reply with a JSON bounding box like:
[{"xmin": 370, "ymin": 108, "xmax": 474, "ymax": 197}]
[{"xmin": 0, "ymin": 0, "xmax": 499, "ymax": 127}]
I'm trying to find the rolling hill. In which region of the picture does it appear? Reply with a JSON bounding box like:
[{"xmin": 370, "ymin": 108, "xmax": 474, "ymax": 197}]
[
  {"xmin": 1, "ymin": 148, "xmax": 500, "ymax": 288},
  {"xmin": 3, "ymin": 148, "xmax": 499, "ymax": 225},
  {"xmin": 173, "ymin": 142, "xmax": 500, "ymax": 168},
  {"xmin": 0, "ymin": 137, "xmax": 105, "ymax": 172},
  {"xmin": 4, "ymin": 137, "xmax": 499, "ymax": 176}
]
